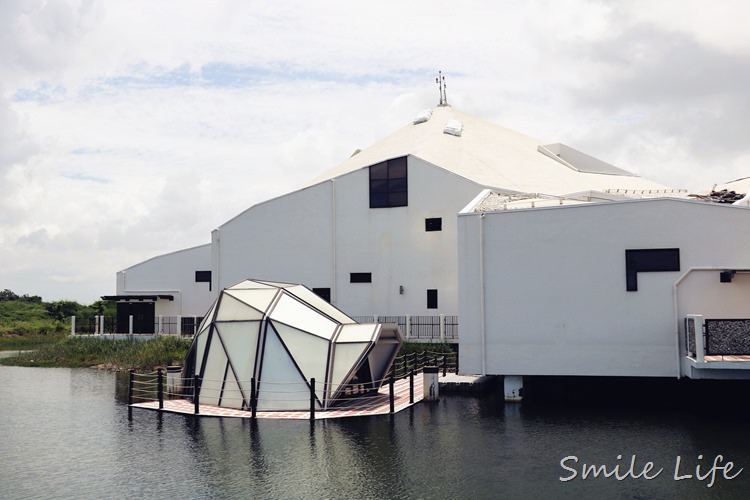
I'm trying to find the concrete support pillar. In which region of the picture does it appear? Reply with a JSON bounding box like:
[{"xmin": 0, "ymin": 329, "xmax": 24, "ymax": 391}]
[
  {"xmin": 99, "ymin": 315, "xmax": 105, "ymax": 335},
  {"xmin": 94, "ymin": 315, "xmax": 99, "ymax": 335},
  {"xmin": 504, "ymin": 375, "xmax": 523, "ymax": 403},
  {"xmin": 129, "ymin": 315, "xmax": 134, "ymax": 335},
  {"xmin": 423, "ymin": 366, "xmax": 440, "ymax": 400},
  {"xmin": 688, "ymin": 314, "xmax": 705, "ymax": 363},
  {"xmin": 70, "ymin": 316, "xmax": 75, "ymax": 336}
]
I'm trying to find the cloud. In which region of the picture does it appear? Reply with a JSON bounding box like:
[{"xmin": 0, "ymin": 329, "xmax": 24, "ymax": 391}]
[{"xmin": 1, "ymin": 0, "xmax": 749, "ymax": 303}]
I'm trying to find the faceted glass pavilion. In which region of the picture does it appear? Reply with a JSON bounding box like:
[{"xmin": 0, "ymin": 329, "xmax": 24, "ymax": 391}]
[{"xmin": 185, "ymin": 279, "xmax": 403, "ymax": 410}]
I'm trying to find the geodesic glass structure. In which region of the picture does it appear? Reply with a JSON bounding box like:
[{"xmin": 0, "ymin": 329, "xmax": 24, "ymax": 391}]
[{"xmin": 184, "ymin": 279, "xmax": 403, "ymax": 411}]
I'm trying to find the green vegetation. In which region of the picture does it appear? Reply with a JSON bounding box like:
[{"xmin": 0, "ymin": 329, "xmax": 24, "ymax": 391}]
[
  {"xmin": 0, "ymin": 288, "xmax": 115, "ymax": 349},
  {"xmin": 398, "ymin": 341, "xmax": 456, "ymax": 356},
  {"xmin": 0, "ymin": 336, "xmax": 192, "ymax": 371}
]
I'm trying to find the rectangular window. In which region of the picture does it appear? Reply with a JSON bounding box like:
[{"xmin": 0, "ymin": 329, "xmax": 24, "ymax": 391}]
[
  {"xmin": 425, "ymin": 217, "xmax": 442, "ymax": 231},
  {"xmin": 369, "ymin": 156, "xmax": 408, "ymax": 208},
  {"xmin": 350, "ymin": 273, "xmax": 372, "ymax": 283},
  {"xmin": 195, "ymin": 270, "xmax": 212, "ymax": 291},
  {"xmin": 312, "ymin": 288, "xmax": 331, "ymax": 303},
  {"xmin": 427, "ymin": 289, "xmax": 438, "ymax": 309},
  {"xmin": 625, "ymin": 248, "xmax": 680, "ymax": 291}
]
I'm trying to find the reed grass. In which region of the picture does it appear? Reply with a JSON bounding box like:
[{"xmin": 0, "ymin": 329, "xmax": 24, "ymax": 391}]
[{"xmin": 0, "ymin": 335, "xmax": 192, "ymax": 370}]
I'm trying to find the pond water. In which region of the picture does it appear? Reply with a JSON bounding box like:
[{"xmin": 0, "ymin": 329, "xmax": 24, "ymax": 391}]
[{"xmin": 1, "ymin": 365, "xmax": 749, "ymax": 499}]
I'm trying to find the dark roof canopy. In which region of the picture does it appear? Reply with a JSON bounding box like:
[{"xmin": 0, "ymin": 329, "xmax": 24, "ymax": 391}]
[{"xmin": 100, "ymin": 295, "xmax": 174, "ymax": 301}]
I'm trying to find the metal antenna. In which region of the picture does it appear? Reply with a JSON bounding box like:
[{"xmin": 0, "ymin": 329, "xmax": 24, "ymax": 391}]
[{"xmin": 435, "ymin": 70, "xmax": 448, "ymax": 106}]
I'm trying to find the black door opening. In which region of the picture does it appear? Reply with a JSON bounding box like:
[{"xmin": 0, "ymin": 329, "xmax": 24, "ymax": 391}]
[{"xmin": 116, "ymin": 302, "xmax": 156, "ymax": 334}]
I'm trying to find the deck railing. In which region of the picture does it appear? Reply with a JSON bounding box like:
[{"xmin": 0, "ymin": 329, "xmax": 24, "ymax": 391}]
[
  {"xmin": 128, "ymin": 350, "xmax": 456, "ymax": 419},
  {"xmin": 686, "ymin": 315, "xmax": 750, "ymax": 359}
]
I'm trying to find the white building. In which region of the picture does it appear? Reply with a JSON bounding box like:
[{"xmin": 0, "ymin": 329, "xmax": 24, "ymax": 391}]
[
  {"xmin": 112, "ymin": 105, "xmax": 678, "ymax": 333},
  {"xmin": 458, "ymin": 193, "xmax": 750, "ymax": 386}
]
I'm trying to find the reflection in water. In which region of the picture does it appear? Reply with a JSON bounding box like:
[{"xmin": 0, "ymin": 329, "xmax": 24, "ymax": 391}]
[{"xmin": 1, "ymin": 365, "xmax": 750, "ymax": 499}]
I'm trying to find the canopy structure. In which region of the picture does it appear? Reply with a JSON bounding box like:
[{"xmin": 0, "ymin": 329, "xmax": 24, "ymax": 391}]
[{"xmin": 184, "ymin": 279, "xmax": 403, "ymax": 411}]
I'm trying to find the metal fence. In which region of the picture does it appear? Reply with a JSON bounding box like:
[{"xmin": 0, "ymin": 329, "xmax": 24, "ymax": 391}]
[
  {"xmin": 71, "ymin": 315, "xmax": 202, "ymax": 336},
  {"xmin": 351, "ymin": 315, "xmax": 458, "ymax": 342}
]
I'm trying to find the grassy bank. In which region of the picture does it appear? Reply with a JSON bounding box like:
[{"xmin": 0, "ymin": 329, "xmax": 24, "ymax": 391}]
[{"xmin": 0, "ymin": 336, "xmax": 192, "ymax": 371}]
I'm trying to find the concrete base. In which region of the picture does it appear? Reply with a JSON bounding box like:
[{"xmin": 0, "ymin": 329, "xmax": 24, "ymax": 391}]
[{"xmin": 504, "ymin": 375, "xmax": 523, "ymax": 402}]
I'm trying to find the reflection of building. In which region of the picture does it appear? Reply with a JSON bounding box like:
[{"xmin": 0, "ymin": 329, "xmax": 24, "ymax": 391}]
[{"xmin": 109, "ymin": 105, "xmax": 675, "ymax": 325}]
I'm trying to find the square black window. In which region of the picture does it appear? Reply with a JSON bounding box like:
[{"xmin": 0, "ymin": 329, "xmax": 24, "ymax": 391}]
[
  {"xmin": 369, "ymin": 156, "xmax": 407, "ymax": 208},
  {"xmin": 350, "ymin": 273, "xmax": 372, "ymax": 283},
  {"xmin": 195, "ymin": 270, "xmax": 212, "ymax": 291},
  {"xmin": 312, "ymin": 288, "xmax": 331, "ymax": 303},
  {"xmin": 427, "ymin": 289, "xmax": 438, "ymax": 309},
  {"xmin": 425, "ymin": 218, "xmax": 442, "ymax": 231}
]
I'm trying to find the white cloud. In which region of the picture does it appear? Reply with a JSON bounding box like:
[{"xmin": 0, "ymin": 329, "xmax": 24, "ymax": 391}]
[{"xmin": 1, "ymin": 0, "xmax": 748, "ymax": 303}]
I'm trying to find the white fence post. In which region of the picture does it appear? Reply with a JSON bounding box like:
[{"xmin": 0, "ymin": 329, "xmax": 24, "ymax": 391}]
[
  {"xmin": 94, "ymin": 315, "xmax": 99, "ymax": 335},
  {"xmin": 129, "ymin": 315, "xmax": 134, "ymax": 335},
  {"xmin": 158, "ymin": 315, "xmax": 163, "ymax": 335},
  {"xmin": 193, "ymin": 316, "xmax": 198, "ymax": 336},
  {"xmin": 70, "ymin": 316, "xmax": 75, "ymax": 336},
  {"xmin": 439, "ymin": 314, "xmax": 445, "ymax": 341},
  {"xmin": 99, "ymin": 315, "xmax": 105, "ymax": 335},
  {"xmin": 405, "ymin": 314, "xmax": 411, "ymax": 340},
  {"xmin": 177, "ymin": 315, "xmax": 182, "ymax": 336}
]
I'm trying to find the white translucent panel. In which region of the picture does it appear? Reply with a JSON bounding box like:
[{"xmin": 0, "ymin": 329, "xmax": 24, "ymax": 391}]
[
  {"xmin": 285, "ymin": 285, "xmax": 355, "ymax": 325},
  {"xmin": 197, "ymin": 301, "xmax": 217, "ymax": 332},
  {"xmin": 329, "ymin": 342, "xmax": 371, "ymax": 397},
  {"xmin": 215, "ymin": 322, "xmax": 260, "ymax": 387},
  {"xmin": 335, "ymin": 324, "xmax": 378, "ymax": 343},
  {"xmin": 199, "ymin": 334, "xmax": 229, "ymax": 406},
  {"xmin": 194, "ymin": 326, "xmax": 210, "ymax": 374},
  {"xmin": 255, "ymin": 279, "xmax": 295, "ymax": 289},
  {"xmin": 367, "ymin": 341, "xmax": 401, "ymax": 387},
  {"xmin": 268, "ymin": 293, "xmax": 337, "ymax": 340},
  {"xmin": 219, "ymin": 375, "xmax": 245, "ymax": 410},
  {"xmin": 272, "ymin": 320, "xmax": 330, "ymax": 404},
  {"xmin": 231, "ymin": 279, "xmax": 277, "ymax": 290},
  {"xmin": 215, "ymin": 293, "xmax": 264, "ymax": 321},
  {"xmin": 225, "ymin": 288, "xmax": 278, "ymax": 315},
  {"xmin": 256, "ymin": 324, "xmax": 311, "ymax": 411}
]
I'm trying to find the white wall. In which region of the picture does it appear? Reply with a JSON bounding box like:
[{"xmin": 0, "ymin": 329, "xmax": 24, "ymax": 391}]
[
  {"xmin": 212, "ymin": 155, "xmax": 484, "ymax": 317},
  {"xmin": 458, "ymin": 199, "xmax": 750, "ymax": 377},
  {"xmin": 117, "ymin": 243, "xmax": 212, "ymax": 316}
]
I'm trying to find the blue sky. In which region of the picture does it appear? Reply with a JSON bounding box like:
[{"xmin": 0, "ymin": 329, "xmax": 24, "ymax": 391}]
[{"xmin": 1, "ymin": 0, "xmax": 749, "ymax": 303}]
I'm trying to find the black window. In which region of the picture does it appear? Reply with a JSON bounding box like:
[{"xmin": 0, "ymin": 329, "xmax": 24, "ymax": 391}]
[
  {"xmin": 350, "ymin": 273, "xmax": 372, "ymax": 283},
  {"xmin": 312, "ymin": 288, "xmax": 331, "ymax": 302},
  {"xmin": 425, "ymin": 217, "xmax": 442, "ymax": 231},
  {"xmin": 625, "ymin": 248, "xmax": 680, "ymax": 291},
  {"xmin": 427, "ymin": 289, "xmax": 438, "ymax": 309},
  {"xmin": 195, "ymin": 270, "xmax": 212, "ymax": 291},
  {"xmin": 369, "ymin": 157, "xmax": 407, "ymax": 208}
]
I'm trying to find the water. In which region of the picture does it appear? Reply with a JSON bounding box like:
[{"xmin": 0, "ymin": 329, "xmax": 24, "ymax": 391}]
[{"xmin": 1, "ymin": 365, "xmax": 749, "ymax": 499}]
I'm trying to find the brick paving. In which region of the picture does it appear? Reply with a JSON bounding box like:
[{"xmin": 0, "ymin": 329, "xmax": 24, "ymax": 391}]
[{"xmin": 131, "ymin": 376, "xmax": 424, "ymax": 420}]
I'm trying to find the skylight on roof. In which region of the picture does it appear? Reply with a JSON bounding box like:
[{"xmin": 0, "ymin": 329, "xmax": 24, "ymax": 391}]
[
  {"xmin": 413, "ymin": 108, "xmax": 432, "ymax": 124},
  {"xmin": 443, "ymin": 119, "xmax": 463, "ymax": 137}
]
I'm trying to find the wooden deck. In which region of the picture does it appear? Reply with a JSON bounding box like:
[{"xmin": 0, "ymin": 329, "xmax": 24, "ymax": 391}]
[{"xmin": 131, "ymin": 376, "xmax": 424, "ymax": 420}]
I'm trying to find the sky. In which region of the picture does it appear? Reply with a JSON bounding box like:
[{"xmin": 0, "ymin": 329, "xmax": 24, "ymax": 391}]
[{"xmin": 2, "ymin": 0, "xmax": 749, "ymax": 304}]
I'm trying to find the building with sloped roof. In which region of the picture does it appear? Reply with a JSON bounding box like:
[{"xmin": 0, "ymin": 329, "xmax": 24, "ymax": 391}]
[{"xmin": 110, "ymin": 105, "xmax": 684, "ymax": 331}]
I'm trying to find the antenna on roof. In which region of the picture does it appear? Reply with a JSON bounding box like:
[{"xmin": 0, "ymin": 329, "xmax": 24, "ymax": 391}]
[{"xmin": 436, "ymin": 70, "xmax": 448, "ymax": 107}]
